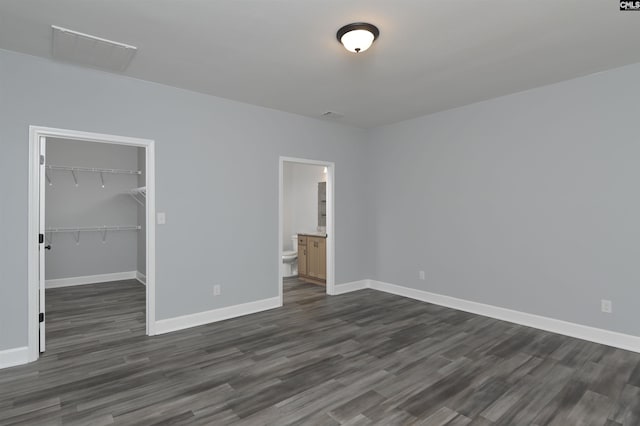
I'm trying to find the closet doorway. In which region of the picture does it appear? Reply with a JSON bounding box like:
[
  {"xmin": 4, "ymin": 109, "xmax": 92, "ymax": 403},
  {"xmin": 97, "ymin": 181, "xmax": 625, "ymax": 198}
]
[
  {"xmin": 28, "ymin": 127, "xmax": 156, "ymax": 362},
  {"xmin": 278, "ymin": 157, "xmax": 335, "ymax": 305}
]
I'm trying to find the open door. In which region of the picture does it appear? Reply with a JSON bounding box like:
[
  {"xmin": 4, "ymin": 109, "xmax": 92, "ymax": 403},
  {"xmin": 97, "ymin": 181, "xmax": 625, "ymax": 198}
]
[{"xmin": 38, "ymin": 136, "xmax": 46, "ymax": 352}]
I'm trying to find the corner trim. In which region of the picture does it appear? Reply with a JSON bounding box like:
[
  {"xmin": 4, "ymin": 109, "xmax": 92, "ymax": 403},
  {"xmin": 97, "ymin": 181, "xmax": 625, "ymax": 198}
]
[
  {"xmin": 45, "ymin": 271, "xmax": 138, "ymax": 289},
  {"xmin": 368, "ymin": 280, "xmax": 640, "ymax": 354},
  {"xmin": 155, "ymin": 297, "xmax": 281, "ymax": 335},
  {"xmin": 0, "ymin": 347, "xmax": 29, "ymax": 369},
  {"xmin": 136, "ymin": 271, "xmax": 146, "ymax": 286},
  {"xmin": 331, "ymin": 280, "xmax": 369, "ymax": 295}
]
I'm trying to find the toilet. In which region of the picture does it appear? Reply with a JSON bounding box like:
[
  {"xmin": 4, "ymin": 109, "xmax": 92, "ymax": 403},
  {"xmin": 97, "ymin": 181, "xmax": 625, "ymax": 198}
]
[{"xmin": 282, "ymin": 235, "xmax": 298, "ymax": 277}]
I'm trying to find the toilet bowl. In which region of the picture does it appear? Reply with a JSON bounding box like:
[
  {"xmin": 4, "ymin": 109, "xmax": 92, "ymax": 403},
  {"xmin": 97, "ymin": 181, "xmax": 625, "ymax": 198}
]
[{"xmin": 282, "ymin": 235, "xmax": 298, "ymax": 277}]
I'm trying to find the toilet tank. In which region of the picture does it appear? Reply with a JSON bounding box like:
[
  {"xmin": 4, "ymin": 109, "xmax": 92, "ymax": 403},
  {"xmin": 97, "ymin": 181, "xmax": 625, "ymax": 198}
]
[{"xmin": 291, "ymin": 235, "xmax": 298, "ymax": 252}]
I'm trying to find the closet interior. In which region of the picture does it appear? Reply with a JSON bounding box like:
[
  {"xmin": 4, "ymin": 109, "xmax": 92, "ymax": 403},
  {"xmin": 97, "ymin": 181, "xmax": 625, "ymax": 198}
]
[{"xmin": 44, "ymin": 137, "xmax": 146, "ymax": 324}]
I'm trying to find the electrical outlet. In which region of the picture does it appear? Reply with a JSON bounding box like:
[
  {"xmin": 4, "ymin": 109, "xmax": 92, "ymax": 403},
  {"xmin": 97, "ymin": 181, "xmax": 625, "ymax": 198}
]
[
  {"xmin": 601, "ymin": 299, "xmax": 612, "ymax": 314},
  {"xmin": 213, "ymin": 285, "xmax": 221, "ymax": 296},
  {"xmin": 157, "ymin": 212, "xmax": 166, "ymax": 225},
  {"xmin": 419, "ymin": 270, "xmax": 425, "ymax": 280}
]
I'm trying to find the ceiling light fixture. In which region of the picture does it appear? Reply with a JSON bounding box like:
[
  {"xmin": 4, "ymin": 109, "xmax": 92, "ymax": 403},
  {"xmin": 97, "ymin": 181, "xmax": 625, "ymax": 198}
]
[{"xmin": 336, "ymin": 22, "xmax": 379, "ymax": 53}]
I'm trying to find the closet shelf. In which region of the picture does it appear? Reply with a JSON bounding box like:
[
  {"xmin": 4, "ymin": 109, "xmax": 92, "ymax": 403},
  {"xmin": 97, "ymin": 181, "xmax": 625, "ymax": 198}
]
[
  {"xmin": 46, "ymin": 165, "xmax": 142, "ymax": 175},
  {"xmin": 44, "ymin": 226, "xmax": 141, "ymax": 243},
  {"xmin": 129, "ymin": 186, "xmax": 146, "ymax": 206},
  {"xmin": 46, "ymin": 165, "xmax": 141, "ymax": 187},
  {"xmin": 45, "ymin": 225, "xmax": 141, "ymax": 233}
]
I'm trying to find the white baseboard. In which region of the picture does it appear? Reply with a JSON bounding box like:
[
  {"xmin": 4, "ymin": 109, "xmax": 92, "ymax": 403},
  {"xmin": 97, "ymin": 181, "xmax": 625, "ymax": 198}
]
[
  {"xmin": 45, "ymin": 271, "xmax": 137, "ymax": 289},
  {"xmin": 0, "ymin": 346, "xmax": 29, "ymax": 369},
  {"xmin": 136, "ymin": 271, "xmax": 146, "ymax": 286},
  {"xmin": 331, "ymin": 280, "xmax": 369, "ymax": 295},
  {"xmin": 368, "ymin": 280, "xmax": 640, "ymax": 354},
  {"xmin": 155, "ymin": 297, "xmax": 281, "ymax": 335}
]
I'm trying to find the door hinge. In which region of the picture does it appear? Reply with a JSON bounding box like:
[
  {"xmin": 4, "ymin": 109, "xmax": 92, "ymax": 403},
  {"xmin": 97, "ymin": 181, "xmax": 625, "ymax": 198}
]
[
  {"xmin": 39, "ymin": 233, "xmax": 44, "ymax": 244},
  {"xmin": 40, "ymin": 155, "xmax": 45, "ymax": 165},
  {"xmin": 39, "ymin": 313, "xmax": 44, "ymax": 323}
]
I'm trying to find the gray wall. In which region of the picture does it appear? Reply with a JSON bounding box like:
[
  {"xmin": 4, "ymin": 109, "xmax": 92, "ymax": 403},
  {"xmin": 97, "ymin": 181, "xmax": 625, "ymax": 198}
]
[
  {"xmin": 367, "ymin": 62, "xmax": 640, "ymax": 337},
  {"xmin": 45, "ymin": 139, "xmax": 139, "ymax": 280},
  {"xmin": 283, "ymin": 163, "xmax": 326, "ymax": 251},
  {"xmin": 0, "ymin": 49, "xmax": 371, "ymax": 351}
]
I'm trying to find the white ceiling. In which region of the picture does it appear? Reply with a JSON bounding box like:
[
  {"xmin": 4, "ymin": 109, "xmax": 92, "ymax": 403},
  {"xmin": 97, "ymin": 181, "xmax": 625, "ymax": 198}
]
[{"xmin": 1, "ymin": 1, "xmax": 639, "ymax": 128}]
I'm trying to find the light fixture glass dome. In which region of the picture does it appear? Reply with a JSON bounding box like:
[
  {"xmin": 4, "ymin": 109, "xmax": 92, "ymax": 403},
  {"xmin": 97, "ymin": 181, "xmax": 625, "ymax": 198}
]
[
  {"xmin": 337, "ymin": 22, "xmax": 379, "ymax": 54},
  {"xmin": 340, "ymin": 29, "xmax": 375, "ymax": 53}
]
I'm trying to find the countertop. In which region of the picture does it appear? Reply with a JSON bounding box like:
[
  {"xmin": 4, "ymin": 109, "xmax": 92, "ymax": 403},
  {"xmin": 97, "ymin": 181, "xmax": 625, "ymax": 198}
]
[{"xmin": 298, "ymin": 232, "xmax": 327, "ymax": 238}]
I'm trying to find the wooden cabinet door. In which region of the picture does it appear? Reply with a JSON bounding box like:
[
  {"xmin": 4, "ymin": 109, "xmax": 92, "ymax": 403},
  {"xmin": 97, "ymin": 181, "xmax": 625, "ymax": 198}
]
[
  {"xmin": 298, "ymin": 236, "xmax": 307, "ymax": 276},
  {"xmin": 317, "ymin": 238, "xmax": 326, "ymax": 280},
  {"xmin": 308, "ymin": 237, "xmax": 319, "ymax": 278}
]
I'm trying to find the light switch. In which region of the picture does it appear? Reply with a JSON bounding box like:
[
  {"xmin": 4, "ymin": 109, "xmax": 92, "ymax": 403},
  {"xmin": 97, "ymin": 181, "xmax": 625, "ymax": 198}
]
[{"xmin": 157, "ymin": 212, "xmax": 166, "ymax": 225}]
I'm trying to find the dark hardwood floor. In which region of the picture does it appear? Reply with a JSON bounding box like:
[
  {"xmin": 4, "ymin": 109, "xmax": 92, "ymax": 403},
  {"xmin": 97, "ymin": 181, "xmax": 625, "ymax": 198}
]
[{"xmin": 1, "ymin": 278, "xmax": 640, "ymax": 425}]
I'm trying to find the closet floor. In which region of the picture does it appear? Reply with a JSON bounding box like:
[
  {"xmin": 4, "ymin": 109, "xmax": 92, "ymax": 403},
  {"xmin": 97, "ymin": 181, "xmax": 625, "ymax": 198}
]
[{"xmin": 1, "ymin": 279, "xmax": 640, "ymax": 425}]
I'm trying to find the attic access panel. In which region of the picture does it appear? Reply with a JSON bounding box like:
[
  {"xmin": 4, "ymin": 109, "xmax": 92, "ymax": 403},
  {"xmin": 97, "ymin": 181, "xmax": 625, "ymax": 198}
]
[{"xmin": 52, "ymin": 25, "xmax": 137, "ymax": 72}]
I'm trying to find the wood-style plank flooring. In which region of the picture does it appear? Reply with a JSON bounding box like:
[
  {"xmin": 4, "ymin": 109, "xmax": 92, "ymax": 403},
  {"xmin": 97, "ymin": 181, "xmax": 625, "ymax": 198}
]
[{"xmin": 1, "ymin": 277, "xmax": 640, "ymax": 425}]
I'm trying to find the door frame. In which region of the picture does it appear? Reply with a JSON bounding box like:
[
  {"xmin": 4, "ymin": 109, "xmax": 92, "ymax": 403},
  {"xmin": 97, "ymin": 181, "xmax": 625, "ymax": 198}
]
[
  {"xmin": 27, "ymin": 126, "xmax": 157, "ymax": 362},
  {"xmin": 278, "ymin": 156, "xmax": 335, "ymax": 304}
]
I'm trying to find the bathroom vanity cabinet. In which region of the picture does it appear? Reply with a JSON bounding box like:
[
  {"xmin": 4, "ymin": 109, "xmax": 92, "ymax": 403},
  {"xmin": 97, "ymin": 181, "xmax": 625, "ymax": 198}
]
[{"xmin": 297, "ymin": 234, "xmax": 326, "ymax": 285}]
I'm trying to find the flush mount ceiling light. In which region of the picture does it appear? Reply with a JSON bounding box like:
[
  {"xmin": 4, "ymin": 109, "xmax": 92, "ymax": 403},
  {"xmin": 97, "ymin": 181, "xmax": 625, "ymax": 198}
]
[{"xmin": 336, "ymin": 22, "xmax": 379, "ymax": 53}]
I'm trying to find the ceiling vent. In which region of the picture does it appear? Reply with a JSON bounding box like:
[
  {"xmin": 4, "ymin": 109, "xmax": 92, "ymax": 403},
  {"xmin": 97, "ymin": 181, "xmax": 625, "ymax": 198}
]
[
  {"xmin": 51, "ymin": 25, "xmax": 137, "ymax": 72},
  {"xmin": 321, "ymin": 111, "xmax": 344, "ymax": 120}
]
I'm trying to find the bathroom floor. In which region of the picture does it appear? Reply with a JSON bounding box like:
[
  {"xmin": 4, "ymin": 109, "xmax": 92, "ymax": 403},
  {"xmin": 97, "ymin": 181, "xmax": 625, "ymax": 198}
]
[{"xmin": 283, "ymin": 275, "xmax": 327, "ymax": 306}]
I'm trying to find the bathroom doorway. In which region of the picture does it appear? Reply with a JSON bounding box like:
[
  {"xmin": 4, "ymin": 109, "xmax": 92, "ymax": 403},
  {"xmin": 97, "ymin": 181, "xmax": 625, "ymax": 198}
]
[{"xmin": 278, "ymin": 157, "xmax": 335, "ymax": 305}]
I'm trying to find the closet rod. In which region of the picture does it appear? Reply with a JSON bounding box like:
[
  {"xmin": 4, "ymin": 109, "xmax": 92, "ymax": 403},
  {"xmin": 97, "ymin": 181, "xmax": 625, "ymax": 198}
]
[
  {"xmin": 45, "ymin": 225, "xmax": 141, "ymax": 233},
  {"xmin": 46, "ymin": 165, "xmax": 141, "ymax": 175}
]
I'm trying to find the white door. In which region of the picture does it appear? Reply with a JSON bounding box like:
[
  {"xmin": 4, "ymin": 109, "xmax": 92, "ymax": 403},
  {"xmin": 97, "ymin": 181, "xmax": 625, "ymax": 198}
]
[{"xmin": 38, "ymin": 136, "xmax": 46, "ymax": 352}]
